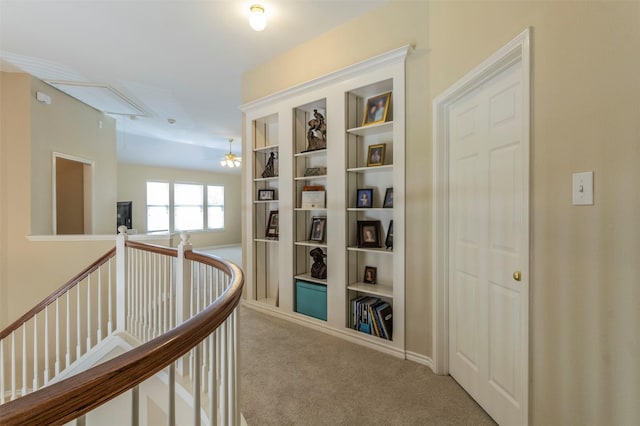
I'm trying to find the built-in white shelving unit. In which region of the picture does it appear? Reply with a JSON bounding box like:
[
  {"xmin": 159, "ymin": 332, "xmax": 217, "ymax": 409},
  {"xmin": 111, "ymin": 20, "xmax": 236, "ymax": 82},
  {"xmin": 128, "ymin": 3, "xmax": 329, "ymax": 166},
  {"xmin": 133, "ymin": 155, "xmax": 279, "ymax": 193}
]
[{"xmin": 242, "ymin": 45, "xmax": 409, "ymax": 355}]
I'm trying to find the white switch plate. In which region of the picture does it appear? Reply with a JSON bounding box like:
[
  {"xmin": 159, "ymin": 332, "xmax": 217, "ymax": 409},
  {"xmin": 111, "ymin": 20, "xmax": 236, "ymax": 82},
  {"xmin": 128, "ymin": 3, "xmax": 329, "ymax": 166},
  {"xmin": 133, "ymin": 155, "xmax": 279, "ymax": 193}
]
[{"xmin": 572, "ymin": 171, "xmax": 594, "ymax": 205}]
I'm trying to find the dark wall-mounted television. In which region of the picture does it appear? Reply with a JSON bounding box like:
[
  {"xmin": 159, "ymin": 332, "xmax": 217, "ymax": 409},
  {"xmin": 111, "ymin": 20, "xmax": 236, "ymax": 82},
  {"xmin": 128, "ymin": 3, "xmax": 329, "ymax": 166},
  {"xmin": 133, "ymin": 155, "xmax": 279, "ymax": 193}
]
[{"xmin": 117, "ymin": 201, "xmax": 132, "ymax": 231}]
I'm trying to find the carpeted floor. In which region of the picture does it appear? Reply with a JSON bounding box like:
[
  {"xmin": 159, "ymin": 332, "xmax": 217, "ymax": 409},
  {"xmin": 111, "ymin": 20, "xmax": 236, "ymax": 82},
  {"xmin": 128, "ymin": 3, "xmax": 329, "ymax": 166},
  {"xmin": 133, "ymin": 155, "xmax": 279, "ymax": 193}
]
[{"xmin": 239, "ymin": 306, "xmax": 496, "ymax": 426}]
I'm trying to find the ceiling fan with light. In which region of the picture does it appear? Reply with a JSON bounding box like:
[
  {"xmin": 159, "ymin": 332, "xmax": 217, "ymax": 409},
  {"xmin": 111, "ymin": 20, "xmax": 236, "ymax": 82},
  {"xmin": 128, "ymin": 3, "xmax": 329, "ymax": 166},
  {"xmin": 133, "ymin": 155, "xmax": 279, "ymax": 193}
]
[{"xmin": 221, "ymin": 138, "xmax": 242, "ymax": 168}]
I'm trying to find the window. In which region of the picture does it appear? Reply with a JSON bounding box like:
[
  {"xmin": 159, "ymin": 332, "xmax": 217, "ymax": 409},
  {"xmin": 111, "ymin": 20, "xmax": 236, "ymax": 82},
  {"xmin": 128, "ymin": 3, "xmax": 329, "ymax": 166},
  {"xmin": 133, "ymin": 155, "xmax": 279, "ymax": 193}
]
[
  {"xmin": 174, "ymin": 183, "xmax": 203, "ymax": 231},
  {"xmin": 147, "ymin": 182, "xmax": 169, "ymax": 232},
  {"xmin": 207, "ymin": 185, "xmax": 224, "ymax": 229}
]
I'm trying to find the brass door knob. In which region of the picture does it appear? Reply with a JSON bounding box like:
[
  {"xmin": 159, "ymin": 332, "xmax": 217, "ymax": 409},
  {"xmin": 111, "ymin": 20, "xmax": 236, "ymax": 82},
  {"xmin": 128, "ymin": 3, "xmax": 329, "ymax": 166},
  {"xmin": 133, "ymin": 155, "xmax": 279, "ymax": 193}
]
[{"xmin": 513, "ymin": 271, "xmax": 521, "ymax": 281}]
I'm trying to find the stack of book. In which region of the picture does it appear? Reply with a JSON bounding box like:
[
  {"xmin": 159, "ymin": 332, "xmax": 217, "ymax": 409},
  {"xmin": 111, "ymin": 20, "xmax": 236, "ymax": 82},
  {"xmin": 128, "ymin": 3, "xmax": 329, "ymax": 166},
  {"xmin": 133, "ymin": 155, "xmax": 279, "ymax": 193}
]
[{"xmin": 351, "ymin": 296, "xmax": 392, "ymax": 340}]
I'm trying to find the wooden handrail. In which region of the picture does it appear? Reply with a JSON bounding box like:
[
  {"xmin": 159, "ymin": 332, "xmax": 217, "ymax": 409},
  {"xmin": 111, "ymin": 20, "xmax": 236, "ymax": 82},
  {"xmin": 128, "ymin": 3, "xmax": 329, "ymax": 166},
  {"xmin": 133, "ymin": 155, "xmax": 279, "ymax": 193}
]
[
  {"xmin": 0, "ymin": 249, "xmax": 244, "ymax": 426},
  {"xmin": 125, "ymin": 240, "xmax": 178, "ymax": 257},
  {"xmin": 0, "ymin": 248, "xmax": 117, "ymax": 340}
]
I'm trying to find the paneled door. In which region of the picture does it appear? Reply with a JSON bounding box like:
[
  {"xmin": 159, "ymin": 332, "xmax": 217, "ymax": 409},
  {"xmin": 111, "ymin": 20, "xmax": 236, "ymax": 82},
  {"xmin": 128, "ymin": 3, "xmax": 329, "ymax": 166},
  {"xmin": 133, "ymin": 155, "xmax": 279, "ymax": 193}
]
[{"xmin": 448, "ymin": 59, "xmax": 528, "ymax": 425}]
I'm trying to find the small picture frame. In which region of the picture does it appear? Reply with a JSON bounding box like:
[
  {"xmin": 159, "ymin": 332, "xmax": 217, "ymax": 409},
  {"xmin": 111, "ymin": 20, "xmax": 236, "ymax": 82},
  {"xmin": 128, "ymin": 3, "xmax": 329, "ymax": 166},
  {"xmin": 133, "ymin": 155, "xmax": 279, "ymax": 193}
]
[
  {"xmin": 356, "ymin": 188, "xmax": 373, "ymax": 208},
  {"xmin": 266, "ymin": 210, "xmax": 279, "ymax": 239},
  {"xmin": 383, "ymin": 188, "xmax": 393, "ymax": 208},
  {"xmin": 362, "ymin": 92, "xmax": 391, "ymax": 126},
  {"xmin": 363, "ymin": 266, "xmax": 377, "ymax": 284},
  {"xmin": 258, "ymin": 189, "xmax": 275, "ymax": 201},
  {"xmin": 385, "ymin": 220, "xmax": 393, "ymax": 250},
  {"xmin": 357, "ymin": 220, "xmax": 381, "ymax": 248},
  {"xmin": 309, "ymin": 216, "xmax": 327, "ymax": 242},
  {"xmin": 367, "ymin": 143, "xmax": 386, "ymax": 167}
]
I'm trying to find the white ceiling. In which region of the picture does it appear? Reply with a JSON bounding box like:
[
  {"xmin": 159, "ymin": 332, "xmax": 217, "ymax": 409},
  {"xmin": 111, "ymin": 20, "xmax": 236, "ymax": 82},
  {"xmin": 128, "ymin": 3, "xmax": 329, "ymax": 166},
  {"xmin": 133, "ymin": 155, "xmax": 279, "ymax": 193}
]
[{"xmin": 0, "ymin": 0, "xmax": 387, "ymax": 172}]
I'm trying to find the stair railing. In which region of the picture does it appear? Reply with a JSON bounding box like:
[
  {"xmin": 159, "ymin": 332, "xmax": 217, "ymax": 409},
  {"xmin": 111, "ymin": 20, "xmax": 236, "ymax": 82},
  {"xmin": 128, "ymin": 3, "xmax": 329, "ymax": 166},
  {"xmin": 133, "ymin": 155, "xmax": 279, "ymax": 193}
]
[{"xmin": 0, "ymin": 228, "xmax": 244, "ymax": 425}]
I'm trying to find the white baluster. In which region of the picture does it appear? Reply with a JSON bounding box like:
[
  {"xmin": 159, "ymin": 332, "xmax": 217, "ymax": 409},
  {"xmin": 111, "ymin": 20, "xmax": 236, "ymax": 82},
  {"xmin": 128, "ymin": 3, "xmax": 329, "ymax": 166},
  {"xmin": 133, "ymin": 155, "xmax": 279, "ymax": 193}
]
[
  {"xmin": 21, "ymin": 326, "xmax": 27, "ymax": 396},
  {"xmin": 108, "ymin": 257, "xmax": 113, "ymax": 334},
  {"xmin": 219, "ymin": 321, "xmax": 227, "ymax": 425},
  {"xmin": 116, "ymin": 226, "xmax": 128, "ymax": 332},
  {"xmin": 11, "ymin": 331, "xmax": 16, "ymax": 400},
  {"xmin": 65, "ymin": 291, "xmax": 71, "ymax": 368},
  {"xmin": 33, "ymin": 314, "xmax": 39, "ymax": 391},
  {"xmin": 0, "ymin": 339, "xmax": 4, "ymax": 404},
  {"xmin": 87, "ymin": 275, "xmax": 92, "ymax": 350},
  {"xmin": 76, "ymin": 285, "xmax": 82, "ymax": 360},
  {"xmin": 97, "ymin": 267, "xmax": 103, "ymax": 343},
  {"xmin": 55, "ymin": 298, "xmax": 61, "ymax": 375},
  {"xmin": 209, "ymin": 334, "xmax": 217, "ymax": 426},
  {"xmin": 44, "ymin": 305, "xmax": 50, "ymax": 385},
  {"xmin": 194, "ymin": 346, "xmax": 201, "ymax": 426}
]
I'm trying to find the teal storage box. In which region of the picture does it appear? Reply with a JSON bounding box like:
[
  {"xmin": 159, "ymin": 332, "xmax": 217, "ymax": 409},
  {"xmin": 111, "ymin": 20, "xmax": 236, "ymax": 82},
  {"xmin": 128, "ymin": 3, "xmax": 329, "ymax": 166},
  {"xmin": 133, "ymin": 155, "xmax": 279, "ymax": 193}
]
[{"xmin": 295, "ymin": 280, "xmax": 327, "ymax": 321}]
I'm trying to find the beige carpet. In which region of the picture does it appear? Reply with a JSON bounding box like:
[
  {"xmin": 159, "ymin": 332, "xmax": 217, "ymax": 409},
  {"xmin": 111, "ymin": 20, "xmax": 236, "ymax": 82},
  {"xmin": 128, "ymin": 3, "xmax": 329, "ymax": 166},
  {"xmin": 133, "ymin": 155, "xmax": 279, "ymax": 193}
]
[{"xmin": 239, "ymin": 306, "xmax": 496, "ymax": 426}]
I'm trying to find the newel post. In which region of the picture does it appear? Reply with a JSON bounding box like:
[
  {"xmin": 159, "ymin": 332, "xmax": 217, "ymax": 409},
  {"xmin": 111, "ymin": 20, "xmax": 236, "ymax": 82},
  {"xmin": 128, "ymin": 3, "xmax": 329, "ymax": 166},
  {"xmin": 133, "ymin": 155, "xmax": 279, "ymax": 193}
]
[
  {"xmin": 175, "ymin": 232, "xmax": 192, "ymax": 375},
  {"xmin": 116, "ymin": 226, "xmax": 128, "ymax": 332},
  {"xmin": 175, "ymin": 231, "xmax": 193, "ymax": 327}
]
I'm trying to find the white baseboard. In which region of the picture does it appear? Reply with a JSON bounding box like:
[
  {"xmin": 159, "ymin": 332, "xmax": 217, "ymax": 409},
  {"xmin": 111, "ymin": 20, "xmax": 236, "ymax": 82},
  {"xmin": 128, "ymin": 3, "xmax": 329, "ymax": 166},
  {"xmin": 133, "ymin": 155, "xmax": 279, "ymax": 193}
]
[
  {"xmin": 242, "ymin": 300, "xmax": 407, "ymax": 360},
  {"xmin": 405, "ymin": 351, "xmax": 434, "ymax": 369}
]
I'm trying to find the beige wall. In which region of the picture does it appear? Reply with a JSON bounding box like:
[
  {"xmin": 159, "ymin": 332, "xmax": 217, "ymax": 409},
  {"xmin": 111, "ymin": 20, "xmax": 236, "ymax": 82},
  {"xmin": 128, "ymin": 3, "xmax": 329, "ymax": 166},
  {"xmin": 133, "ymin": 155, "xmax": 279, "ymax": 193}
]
[
  {"xmin": 117, "ymin": 164, "xmax": 242, "ymax": 248},
  {"xmin": 30, "ymin": 77, "xmax": 117, "ymax": 235},
  {"xmin": 0, "ymin": 72, "xmax": 114, "ymax": 328},
  {"xmin": 242, "ymin": 1, "xmax": 640, "ymax": 424}
]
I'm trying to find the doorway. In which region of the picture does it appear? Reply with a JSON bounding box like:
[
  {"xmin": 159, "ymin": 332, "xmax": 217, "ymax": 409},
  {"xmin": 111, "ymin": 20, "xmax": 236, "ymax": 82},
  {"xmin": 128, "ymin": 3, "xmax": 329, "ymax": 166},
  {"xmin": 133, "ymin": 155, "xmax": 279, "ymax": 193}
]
[
  {"xmin": 432, "ymin": 29, "xmax": 531, "ymax": 425},
  {"xmin": 53, "ymin": 153, "xmax": 93, "ymax": 235}
]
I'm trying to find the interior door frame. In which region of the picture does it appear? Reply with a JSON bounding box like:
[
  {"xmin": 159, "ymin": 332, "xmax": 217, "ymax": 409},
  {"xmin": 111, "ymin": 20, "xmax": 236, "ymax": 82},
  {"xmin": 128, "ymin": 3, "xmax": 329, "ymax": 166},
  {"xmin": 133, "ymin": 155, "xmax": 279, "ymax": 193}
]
[
  {"xmin": 52, "ymin": 152, "xmax": 95, "ymax": 235},
  {"xmin": 431, "ymin": 27, "xmax": 531, "ymax": 417}
]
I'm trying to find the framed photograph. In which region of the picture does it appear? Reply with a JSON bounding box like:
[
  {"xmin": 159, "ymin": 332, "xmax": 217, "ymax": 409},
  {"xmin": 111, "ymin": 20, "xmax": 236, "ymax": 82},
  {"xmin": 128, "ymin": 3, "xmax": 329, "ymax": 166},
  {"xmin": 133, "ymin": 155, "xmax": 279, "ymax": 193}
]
[
  {"xmin": 385, "ymin": 220, "xmax": 393, "ymax": 250},
  {"xmin": 357, "ymin": 220, "xmax": 381, "ymax": 248},
  {"xmin": 383, "ymin": 187, "xmax": 393, "ymax": 208},
  {"xmin": 309, "ymin": 216, "xmax": 327, "ymax": 242},
  {"xmin": 363, "ymin": 266, "xmax": 377, "ymax": 284},
  {"xmin": 258, "ymin": 189, "xmax": 275, "ymax": 201},
  {"xmin": 366, "ymin": 143, "xmax": 386, "ymax": 167},
  {"xmin": 356, "ymin": 188, "xmax": 373, "ymax": 208},
  {"xmin": 362, "ymin": 92, "xmax": 391, "ymax": 126},
  {"xmin": 266, "ymin": 210, "xmax": 279, "ymax": 239},
  {"xmin": 301, "ymin": 190, "xmax": 326, "ymax": 209}
]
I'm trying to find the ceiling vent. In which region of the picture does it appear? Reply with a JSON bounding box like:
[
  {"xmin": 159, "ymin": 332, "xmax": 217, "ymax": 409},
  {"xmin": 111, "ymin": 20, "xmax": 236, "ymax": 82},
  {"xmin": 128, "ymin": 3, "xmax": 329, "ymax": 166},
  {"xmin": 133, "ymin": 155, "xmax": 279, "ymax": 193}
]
[{"xmin": 45, "ymin": 81, "xmax": 148, "ymax": 117}]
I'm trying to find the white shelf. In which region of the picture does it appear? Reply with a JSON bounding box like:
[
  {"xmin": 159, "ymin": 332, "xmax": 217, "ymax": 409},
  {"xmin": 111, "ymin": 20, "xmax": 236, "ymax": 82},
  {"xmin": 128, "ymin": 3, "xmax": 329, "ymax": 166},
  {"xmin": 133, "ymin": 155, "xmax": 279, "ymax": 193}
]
[
  {"xmin": 294, "ymin": 175, "xmax": 327, "ymax": 181},
  {"xmin": 254, "ymin": 144, "xmax": 279, "ymax": 153},
  {"xmin": 254, "ymin": 238, "xmax": 279, "ymax": 243},
  {"xmin": 254, "ymin": 176, "xmax": 279, "ymax": 182},
  {"xmin": 347, "ymin": 207, "xmax": 392, "ymax": 212},
  {"xmin": 294, "ymin": 274, "xmax": 327, "ymax": 286},
  {"xmin": 294, "ymin": 149, "xmax": 327, "ymax": 157},
  {"xmin": 346, "ymin": 121, "xmax": 393, "ymax": 137},
  {"xmin": 346, "ymin": 165, "xmax": 393, "ymax": 173},
  {"xmin": 294, "ymin": 240, "xmax": 328, "ymax": 248},
  {"xmin": 294, "ymin": 207, "xmax": 327, "ymax": 212},
  {"xmin": 347, "ymin": 246, "xmax": 393, "ymax": 255},
  {"xmin": 347, "ymin": 282, "xmax": 393, "ymax": 298},
  {"xmin": 254, "ymin": 200, "xmax": 279, "ymax": 204}
]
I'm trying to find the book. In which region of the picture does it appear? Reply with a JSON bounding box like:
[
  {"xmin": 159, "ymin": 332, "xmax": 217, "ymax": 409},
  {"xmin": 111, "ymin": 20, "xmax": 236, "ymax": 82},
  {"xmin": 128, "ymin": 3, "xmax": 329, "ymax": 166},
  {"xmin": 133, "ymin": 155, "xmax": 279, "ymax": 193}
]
[{"xmin": 374, "ymin": 302, "xmax": 393, "ymax": 340}]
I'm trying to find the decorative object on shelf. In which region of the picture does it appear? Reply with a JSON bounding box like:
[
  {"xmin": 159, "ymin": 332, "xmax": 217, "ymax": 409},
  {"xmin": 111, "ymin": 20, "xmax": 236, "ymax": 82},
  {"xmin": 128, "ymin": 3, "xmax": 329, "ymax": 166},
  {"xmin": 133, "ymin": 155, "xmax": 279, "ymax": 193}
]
[
  {"xmin": 304, "ymin": 167, "xmax": 327, "ymax": 177},
  {"xmin": 357, "ymin": 220, "xmax": 381, "ymax": 248},
  {"xmin": 367, "ymin": 143, "xmax": 386, "ymax": 167},
  {"xmin": 309, "ymin": 247, "xmax": 327, "ymax": 279},
  {"xmin": 385, "ymin": 220, "xmax": 393, "ymax": 250},
  {"xmin": 309, "ymin": 216, "xmax": 327, "ymax": 242},
  {"xmin": 221, "ymin": 138, "xmax": 242, "ymax": 168},
  {"xmin": 356, "ymin": 188, "xmax": 373, "ymax": 208},
  {"xmin": 116, "ymin": 201, "xmax": 132, "ymax": 231},
  {"xmin": 362, "ymin": 92, "xmax": 391, "ymax": 126},
  {"xmin": 266, "ymin": 210, "xmax": 279, "ymax": 239},
  {"xmin": 258, "ymin": 189, "xmax": 275, "ymax": 201},
  {"xmin": 261, "ymin": 151, "xmax": 278, "ymax": 178},
  {"xmin": 301, "ymin": 186, "xmax": 326, "ymax": 209},
  {"xmin": 303, "ymin": 109, "xmax": 327, "ymax": 152},
  {"xmin": 363, "ymin": 266, "xmax": 377, "ymax": 284},
  {"xmin": 248, "ymin": 4, "xmax": 267, "ymax": 31},
  {"xmin": 351, "ymin": 296, "xmax": 392, "ymax": 339},
  {"xmin": 383, "ymin": 187, "xmax": 393, "ymax": 208}
]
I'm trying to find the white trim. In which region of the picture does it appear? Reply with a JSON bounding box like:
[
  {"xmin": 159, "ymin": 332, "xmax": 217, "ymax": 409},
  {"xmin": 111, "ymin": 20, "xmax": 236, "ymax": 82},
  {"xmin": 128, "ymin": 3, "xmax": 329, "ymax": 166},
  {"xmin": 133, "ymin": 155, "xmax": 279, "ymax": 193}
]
[
  {"xmin": 405, "ymin": 351, "xmax": 433, "ymax": 368},
  {"xmin": 242, "ymin": 300, "xmax": 406, "ymax": 359},
  {"xmin": 26, "ymin": 233, "xmax": 171, "ymax": 242},
  {"xmin": 240, "ymin": 45, "xmax": 412, "ymax": 112},
  {"xmin": 432, "ymin": 27, "xmax": 530, "ymax": 422}
]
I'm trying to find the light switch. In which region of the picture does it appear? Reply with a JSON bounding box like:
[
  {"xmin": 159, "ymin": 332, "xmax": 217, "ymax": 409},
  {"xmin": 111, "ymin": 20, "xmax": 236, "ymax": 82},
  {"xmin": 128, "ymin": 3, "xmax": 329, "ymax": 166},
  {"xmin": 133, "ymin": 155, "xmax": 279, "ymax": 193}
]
[{"xmin": 572, "ymin": 171, "xmax": 594, "ymax": 205}]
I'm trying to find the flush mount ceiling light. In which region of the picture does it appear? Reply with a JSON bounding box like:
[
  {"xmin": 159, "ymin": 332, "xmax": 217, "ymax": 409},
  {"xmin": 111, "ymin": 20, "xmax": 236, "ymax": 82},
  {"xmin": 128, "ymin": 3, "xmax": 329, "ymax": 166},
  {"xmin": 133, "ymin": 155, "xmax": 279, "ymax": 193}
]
[
  {"xmin": 221, "ymin": 138, "xmax": 242, "ymax": 168},
  {"xmin": 249, "ymin": 4, "xmax": 267, "ymax": 31}
]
